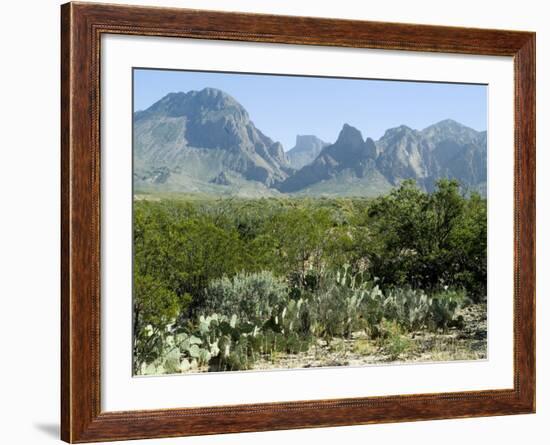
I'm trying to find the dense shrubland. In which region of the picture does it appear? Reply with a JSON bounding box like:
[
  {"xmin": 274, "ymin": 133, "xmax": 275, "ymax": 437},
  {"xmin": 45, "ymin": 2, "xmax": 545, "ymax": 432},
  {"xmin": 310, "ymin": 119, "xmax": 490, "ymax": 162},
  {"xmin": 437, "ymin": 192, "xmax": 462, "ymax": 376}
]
[{"xmin": 133, "ymin": 180, "xmax": 487, "ymax": 374}]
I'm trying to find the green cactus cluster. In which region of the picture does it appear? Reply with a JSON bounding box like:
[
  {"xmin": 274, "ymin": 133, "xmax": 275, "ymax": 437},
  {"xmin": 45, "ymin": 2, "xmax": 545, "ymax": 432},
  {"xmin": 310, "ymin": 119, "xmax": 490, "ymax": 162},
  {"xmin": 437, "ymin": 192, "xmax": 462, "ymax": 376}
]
[
  {"xmin": 381, "ymin": 287, "xmax": 465, "ymax": 332},
  {"xmin": 138, "ymin": 269, "xmax": 466, "ymax": 375}
]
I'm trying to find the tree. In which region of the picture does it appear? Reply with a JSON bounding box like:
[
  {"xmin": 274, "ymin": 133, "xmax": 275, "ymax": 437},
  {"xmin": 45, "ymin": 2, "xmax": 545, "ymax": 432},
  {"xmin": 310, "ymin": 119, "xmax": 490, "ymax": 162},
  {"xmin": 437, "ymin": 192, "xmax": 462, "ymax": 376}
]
[
  {"xmin": 255, "ymin": 207, "xmax": 332, "ymax": 283},
  {"xmin": 366, "ymin": 180, "xmax": 430, "ymax": 287},
  {"xmin": 364, "ymin": 179, "xmax": 486, "ymax": 297},
  {"xmin": 448, "ymin": 191, "xmax": 487, "ymax": 300}
]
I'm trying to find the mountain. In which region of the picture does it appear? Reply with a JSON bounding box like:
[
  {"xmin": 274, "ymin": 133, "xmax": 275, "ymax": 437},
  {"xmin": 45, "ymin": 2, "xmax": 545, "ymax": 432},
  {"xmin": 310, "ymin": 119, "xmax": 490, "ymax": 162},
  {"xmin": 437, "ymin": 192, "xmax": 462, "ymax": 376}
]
[
  {"xmin": 277, "ymin": 124, "xmax": 389, "ymax": 195},
  {"xmin": 376, "ymin": 119, "xmax": 486, "ymax": 191},
  {"xmin": 134, "ymin": 87, "xmax": 486, "ymax": 197},
  {"xmin": 277, "ymin": 120, "xmax": 486, "ymax": 197},
  {"xmin": 286, "ymin": 135, "xmax": 329, "ymax": 169},
  {"xmin": 133, "ymin": 88, "xmax": 292, "ymax": 195}
]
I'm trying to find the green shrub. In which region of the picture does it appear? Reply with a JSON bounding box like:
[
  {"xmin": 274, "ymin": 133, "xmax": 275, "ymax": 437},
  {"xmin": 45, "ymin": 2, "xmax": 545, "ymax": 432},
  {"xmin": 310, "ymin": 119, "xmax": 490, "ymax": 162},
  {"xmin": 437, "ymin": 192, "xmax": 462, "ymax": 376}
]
[{"xmin": 204, "ymin": 271, "xmax": 289, "ymax": 324}]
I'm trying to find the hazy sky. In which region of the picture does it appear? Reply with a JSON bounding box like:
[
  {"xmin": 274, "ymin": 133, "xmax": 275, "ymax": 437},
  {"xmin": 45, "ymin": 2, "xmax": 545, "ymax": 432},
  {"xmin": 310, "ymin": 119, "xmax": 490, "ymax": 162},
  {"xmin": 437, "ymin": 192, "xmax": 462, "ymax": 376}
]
[{"xmin": 134, "ymin": 68, "xmax": 487, "ymax": 151}]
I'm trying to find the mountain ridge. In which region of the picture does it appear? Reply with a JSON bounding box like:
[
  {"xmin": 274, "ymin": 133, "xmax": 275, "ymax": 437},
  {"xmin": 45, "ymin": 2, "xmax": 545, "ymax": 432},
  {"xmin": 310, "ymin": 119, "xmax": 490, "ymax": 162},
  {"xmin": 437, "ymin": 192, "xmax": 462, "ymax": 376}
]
[{"xmin": 134, "ymin": 88, "xmax": 487, "ymax": 197}]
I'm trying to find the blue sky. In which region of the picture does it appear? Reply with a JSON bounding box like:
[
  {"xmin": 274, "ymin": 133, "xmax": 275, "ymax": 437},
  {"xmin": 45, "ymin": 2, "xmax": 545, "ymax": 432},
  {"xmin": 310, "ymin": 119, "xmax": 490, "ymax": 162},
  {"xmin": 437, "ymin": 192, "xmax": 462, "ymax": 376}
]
[{"xmin": 134, "ymin": 68, "xmax": 487, "ymax": 151}]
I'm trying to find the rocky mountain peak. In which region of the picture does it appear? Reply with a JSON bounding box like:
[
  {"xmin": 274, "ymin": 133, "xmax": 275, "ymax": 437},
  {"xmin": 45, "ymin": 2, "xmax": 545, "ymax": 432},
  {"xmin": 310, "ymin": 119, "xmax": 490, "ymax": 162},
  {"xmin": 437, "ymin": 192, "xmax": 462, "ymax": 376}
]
[
  {"xmin": 189, "ymin": 88, "xmax": 247, "ymax": 115},
  {"xmin": 287, "ymin": 135, "xmax": 329, "ymax": 169},
  {"xmin": 321, "ymin": 124, "xmax": 377, "ymax": 164},
  {"xmin": 294, "ymin": 135, "xmax": 325, "ymax": 150},
  {"xmin": 381, "ymin": 124, "xmax": 416, "ymax": 140},
  {"xmin": 336, "ymin": 123, "xmax": 365, "ymax": 148},
  {"xmin": 428, "ymin": 118, "xmax": 466, "ymax": 130},
  {"xmin": 421, "ymin": 118, "xmax": 480, "ymax": 145},
  {"xmin": 139, "ymin": 88, "xmax": 249, "ymax": 123}
]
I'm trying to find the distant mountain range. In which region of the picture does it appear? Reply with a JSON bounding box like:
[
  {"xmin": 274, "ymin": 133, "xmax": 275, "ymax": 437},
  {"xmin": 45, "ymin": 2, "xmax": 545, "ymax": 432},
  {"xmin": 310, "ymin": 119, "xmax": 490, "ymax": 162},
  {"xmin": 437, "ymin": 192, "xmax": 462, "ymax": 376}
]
[{"xmin": 134, "ymin": 88, "xmax": 487, "ymax": 197}]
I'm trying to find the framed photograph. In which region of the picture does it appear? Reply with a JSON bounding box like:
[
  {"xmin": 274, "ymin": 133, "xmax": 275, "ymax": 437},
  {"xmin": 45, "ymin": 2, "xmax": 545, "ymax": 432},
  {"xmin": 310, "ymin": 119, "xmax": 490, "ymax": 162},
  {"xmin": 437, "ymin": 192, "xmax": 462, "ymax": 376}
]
[{"xmin": 61, "ymin": 2, "xmax": 535, "ymax": 442}]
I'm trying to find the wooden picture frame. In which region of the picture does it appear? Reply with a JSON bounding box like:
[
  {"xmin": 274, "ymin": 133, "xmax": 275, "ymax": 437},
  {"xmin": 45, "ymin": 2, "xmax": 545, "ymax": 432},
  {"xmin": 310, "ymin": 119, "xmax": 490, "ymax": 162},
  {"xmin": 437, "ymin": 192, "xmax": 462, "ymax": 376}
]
[{"xmin": 61, "ymin": 2, "xmax": 535, "ymax": 442}]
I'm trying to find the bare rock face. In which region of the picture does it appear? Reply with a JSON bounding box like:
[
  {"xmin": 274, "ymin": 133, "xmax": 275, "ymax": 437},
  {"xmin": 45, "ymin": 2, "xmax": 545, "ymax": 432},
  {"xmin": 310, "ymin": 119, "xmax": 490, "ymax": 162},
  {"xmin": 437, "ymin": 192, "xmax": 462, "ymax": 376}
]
[{"xmin": 376, "ymin": 125, "xmax": 429, "ymax": 183}]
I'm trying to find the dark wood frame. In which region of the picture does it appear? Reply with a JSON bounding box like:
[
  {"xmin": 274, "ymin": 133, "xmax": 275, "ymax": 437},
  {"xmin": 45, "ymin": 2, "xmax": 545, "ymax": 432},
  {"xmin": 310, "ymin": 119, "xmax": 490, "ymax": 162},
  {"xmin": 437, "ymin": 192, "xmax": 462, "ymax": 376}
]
[{"xmin": 61, "ymin": 1, "xmax": 536, "ymax": 442}]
